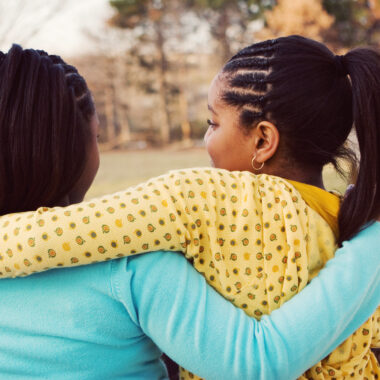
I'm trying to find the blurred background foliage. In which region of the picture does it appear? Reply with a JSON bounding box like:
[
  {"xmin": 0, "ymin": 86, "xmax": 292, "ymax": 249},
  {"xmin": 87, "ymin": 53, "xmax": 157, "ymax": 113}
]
[
  {"xmin": 2, "ymin": 0, "xmax": 378, "ymax": 150},
  {"xmin": 0, "ymin": 0, "xmax": 377, "ymax": 196},
  {"xmin": 76, "ymin": 0, "xmax": 380, "ymax": 150}
]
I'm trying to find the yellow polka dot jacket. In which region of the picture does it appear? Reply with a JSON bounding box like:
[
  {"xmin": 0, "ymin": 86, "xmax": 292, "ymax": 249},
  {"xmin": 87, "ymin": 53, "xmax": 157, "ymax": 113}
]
[{"xmin": 0, "ymin": 168, "xmax": 378, "ymax": 379}]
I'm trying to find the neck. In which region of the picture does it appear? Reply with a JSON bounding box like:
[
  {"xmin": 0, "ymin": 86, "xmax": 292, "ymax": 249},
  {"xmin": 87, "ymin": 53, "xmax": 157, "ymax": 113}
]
[
  {"xmin": 55, "ymin": 195, "xmax": 71, "ymax": 207},
  {"xmin": 261, "ymin": 164, "xmax": 325, "ymax": 190},
  {"xmin": 54, "ymin": 193, "xmax": 85, "ymax": 208},
  {"xmin": 285, "ymin": 171, "xmax": 324, "ymax": 189}
]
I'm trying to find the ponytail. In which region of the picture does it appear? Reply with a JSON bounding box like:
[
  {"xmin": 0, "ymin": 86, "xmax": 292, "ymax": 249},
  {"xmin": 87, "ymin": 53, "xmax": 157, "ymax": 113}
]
[{"xmin": 338, "ymin": 48, "xmax": 380, "ymax": 245}]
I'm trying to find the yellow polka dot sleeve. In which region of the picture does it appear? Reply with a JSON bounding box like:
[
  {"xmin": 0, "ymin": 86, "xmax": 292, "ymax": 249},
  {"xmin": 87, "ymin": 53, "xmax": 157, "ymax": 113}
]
[
  {"xmin": 0, "ymin": 167, "xmax": 378, "ymax": 380},
  {"xmin": 0, "ymin": 168, "xmax": 313, "ymax": 292}
]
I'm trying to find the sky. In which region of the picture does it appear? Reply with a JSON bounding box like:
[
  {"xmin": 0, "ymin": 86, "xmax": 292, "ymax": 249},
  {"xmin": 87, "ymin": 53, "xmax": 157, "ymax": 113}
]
[
  {"xmin": 0, "ymin": 0, "xmax": 214, "ymax": 58},
  {"xmin": 0, "ymin": 0, "xmax": 123, "ymax": 57}
]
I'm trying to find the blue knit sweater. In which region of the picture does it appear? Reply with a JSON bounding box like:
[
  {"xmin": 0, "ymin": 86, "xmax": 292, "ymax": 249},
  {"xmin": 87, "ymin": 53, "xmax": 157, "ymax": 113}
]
[{"xmin": 0, "ymin": 223, "xmax": 378, "ymax": 379}]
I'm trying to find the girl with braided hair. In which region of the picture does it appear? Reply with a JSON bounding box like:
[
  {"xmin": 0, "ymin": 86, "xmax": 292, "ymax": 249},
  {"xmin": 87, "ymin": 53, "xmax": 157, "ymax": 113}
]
[
  {"xmin": 0, "ymin": 45, "xmax": 99, "ymax": 214},
  {"xmin": 0, "ymin": 39, "xmax": 378, "ymax": 379}
]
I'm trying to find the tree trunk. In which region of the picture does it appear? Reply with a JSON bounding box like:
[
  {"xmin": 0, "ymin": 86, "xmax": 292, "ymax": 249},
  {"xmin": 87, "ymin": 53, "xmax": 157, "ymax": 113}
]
[
  {"xmin": 366, "ymin": 0, "xmax": 380, "ymax": 45},
  {"xmin": 178, "ymin": 75, "xmax": 191, "ymax": 143},
  {"xmin": 104, "ymin": 56, "xmax": 117, "ymax": 144},
  {"xmin": 214, "ymin": 7, "xmax": 231, "ymax": 64},
  {"xmin": 154, "ymin": 17, "xmax": 171, "ymax": 145},
  {"xmin": 104, "ymin": 84, "xmax": 116, "ymax": 143},
  {"xmin": 119, "ymin": 108, "xmax": 131, "ymax": 145},
  {"xmin": 171, "ymin": 1, "xmax": 191, "ymax": 143}
]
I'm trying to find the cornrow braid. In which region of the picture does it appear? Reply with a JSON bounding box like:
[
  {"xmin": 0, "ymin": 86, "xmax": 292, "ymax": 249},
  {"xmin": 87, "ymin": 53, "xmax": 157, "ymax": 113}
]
[
  {"xmin": 223, "ymin": 57, "xmax": 271, "ymax": 72},
  {"xmin": 229, "ymin": 39, "xmax": 277, "ymax": 61},
  {"xmin": 61, "ymin": 64, "xmax": 78, "ymax": 74},
  {"xmin": 239, "ymin": 109, "xmax": 265, "ymax": 128},
  {"xmin": 45, "ymin": 55, "xmax": 94, "ymax": 122},
  {"xmin": 221, "ymin": 40, "xmax": 276, "ymax": 130},
  {"xmin": 231, "ymin": 45, "xmax": 276, "ymax": 60},
  {"xmin": 230, "ymin": 72, "xmax": 268, "ymax": 92},
  {"xmin": 34, "ymin": 50, "xmax": 94, "ymax": 123},
  {"xmin": 66, "ymin": 75, "xmax": 87, "ymax": 97},
  {"xmin": 222, "ymin": 92, "xmax": 266, "ymax": 108},
  {"xmin": 65, "ymin": 71, "xmax": 94, "ymax": 120},
  {"xmin": 47, "ymin": 54, "xmax": 66, "ymax": 65}
]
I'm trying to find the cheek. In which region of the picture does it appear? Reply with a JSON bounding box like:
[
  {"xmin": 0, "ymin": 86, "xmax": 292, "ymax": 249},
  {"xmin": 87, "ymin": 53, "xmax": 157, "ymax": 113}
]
[
  {"xmin": 204, "ymin": 129, "xmax": 217, "ymax": 158},
  {"xmin": 205, "ymin": 131, "xmax": 227, "ymax": 168},
  {"xmin": 203, "ymin": 126, "xmax": 212, "ymax": 147}
]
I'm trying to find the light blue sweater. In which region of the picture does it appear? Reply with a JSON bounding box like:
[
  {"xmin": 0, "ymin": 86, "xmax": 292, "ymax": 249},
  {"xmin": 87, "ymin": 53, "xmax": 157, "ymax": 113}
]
[{"xmin": 0, "ymin": 222, "xmax": 379, "ymax": 380}]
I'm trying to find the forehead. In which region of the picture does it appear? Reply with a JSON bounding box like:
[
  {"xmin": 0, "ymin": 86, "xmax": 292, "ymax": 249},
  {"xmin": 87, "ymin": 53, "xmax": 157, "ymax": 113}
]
[{"xmin": 208, "ymin": 73, "xmax": 227, "ymax": 107}]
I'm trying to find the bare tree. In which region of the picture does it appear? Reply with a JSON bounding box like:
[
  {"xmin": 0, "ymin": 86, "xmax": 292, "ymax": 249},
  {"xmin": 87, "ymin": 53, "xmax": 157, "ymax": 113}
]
[
  {"xmin": 109, "ymin": 0, "xmax": 173, "ymax": 145},
  {"xmin": 82, "ymin": 25, "xmax": 132, "ymax": 149}
]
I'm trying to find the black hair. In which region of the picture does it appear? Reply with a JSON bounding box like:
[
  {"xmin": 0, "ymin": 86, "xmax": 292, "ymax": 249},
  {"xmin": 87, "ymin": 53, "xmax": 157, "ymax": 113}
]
[
  {"xmin": 221, "ymin": 35, "xmax": 379, "ymax": 245},
  {"xmin": 0, "ymin": 44, "xmax": 95, "ymax": 214}
]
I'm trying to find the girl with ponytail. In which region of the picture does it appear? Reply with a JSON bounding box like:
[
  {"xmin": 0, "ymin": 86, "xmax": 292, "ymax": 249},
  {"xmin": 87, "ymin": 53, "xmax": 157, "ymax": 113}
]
[
  {"xmin": 0, "ymin": 37, "xmax": 378, "ymax": 379},
  {"xmin": 338, "ymin": 48, "xmax": 380, "ymax": 243}
]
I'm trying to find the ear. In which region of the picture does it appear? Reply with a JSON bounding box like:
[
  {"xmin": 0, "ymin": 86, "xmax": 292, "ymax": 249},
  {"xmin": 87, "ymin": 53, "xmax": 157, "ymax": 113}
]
[{"xmin": 253, "ymin": 121, "xmax": 280, "ymax": 164}]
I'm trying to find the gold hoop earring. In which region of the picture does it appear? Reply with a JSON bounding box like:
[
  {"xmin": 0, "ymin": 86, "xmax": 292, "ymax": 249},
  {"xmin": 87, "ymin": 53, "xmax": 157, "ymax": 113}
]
[{"xmin": 251, "ymin": 154, "xmax": 264, "ymax": 171}]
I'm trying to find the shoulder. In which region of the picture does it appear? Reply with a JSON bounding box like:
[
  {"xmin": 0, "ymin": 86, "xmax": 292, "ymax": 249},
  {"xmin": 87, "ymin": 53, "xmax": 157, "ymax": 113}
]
[{"xmin": 112, "ymin": 251, "xmax": 204, "ymax": 325}]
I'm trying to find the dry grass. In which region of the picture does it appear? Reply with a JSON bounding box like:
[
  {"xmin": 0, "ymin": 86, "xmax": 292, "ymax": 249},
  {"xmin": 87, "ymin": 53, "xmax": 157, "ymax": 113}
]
[{"xmin": 86, "ymin": 148, "xmax": 349, "ymax": 199}]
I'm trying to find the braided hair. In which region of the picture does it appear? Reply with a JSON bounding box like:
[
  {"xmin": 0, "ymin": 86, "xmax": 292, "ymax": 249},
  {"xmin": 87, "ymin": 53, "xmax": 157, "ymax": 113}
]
[
  {"xmin": 0, "ymin": 44, "xmax": 95, "ymax": 214},
  {"xmin": 220, "ymin": 35, "xmax": 380, "ymax": 245}
]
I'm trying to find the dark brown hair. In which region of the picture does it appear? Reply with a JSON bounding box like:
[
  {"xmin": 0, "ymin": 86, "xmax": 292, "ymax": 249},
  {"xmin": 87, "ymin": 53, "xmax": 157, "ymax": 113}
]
[
  {"xmin": 221, "ymin": 35, "xmax": 379, "ymax": 245},
  {"xmin": 0, "ymin": 44, "xmax": 95, "ymax": 214}
]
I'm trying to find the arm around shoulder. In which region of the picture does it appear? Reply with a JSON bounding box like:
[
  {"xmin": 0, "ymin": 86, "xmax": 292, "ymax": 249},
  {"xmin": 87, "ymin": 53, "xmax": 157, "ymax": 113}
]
[{"xmin": 119, "ymin": 222, "xmax": 380, "ymax": 380}]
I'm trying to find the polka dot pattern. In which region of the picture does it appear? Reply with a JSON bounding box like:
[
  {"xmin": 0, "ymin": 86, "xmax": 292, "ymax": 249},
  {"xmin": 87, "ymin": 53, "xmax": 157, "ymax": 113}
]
[
  {"xmin": 299, "ymin": 310, "xmax": 380, "ymax": 379},
  {"xmin": 0, "ymin": 167, "xmax": 377, "ymax": 380}
]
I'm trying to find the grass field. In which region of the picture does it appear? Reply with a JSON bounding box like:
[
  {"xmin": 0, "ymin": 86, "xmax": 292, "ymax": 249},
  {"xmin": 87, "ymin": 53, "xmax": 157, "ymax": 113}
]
[{"xmin": 86, "ymin": 147, "xmax": 349, "ymax": 199}]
